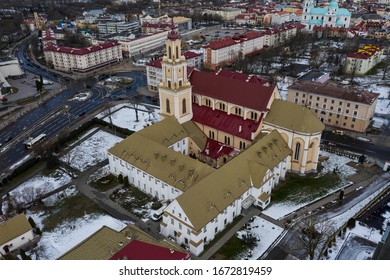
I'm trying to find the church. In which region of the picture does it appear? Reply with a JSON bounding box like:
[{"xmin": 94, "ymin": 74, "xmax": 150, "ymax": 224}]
[
  {"xmin": 108, "ymin": 31, "xmax": 324, "ymax": 256},
  {"xmin": 301, "ymin": 0, "xmax": 351, "ymax": 31}
]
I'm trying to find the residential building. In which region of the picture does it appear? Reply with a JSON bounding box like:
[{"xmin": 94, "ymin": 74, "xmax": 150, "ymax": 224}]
[
  {"xmin": 140, "ymin": 14, "xmax": 192, "ymax": 32},
  {"xmin": 204, "ymin": 7, "xmax": 242, "ymax": 21},
  {"xmin": 43, "ymin": 41, "xmax": 122, "ymax": 73},
  {"xmin": 59, "ymin": 224, "xmax": 189, "ymax": 260},
  {"xmin": 288, "ymin": 80, "xmax": 379, "ymax": 132},
  {"xmin": 114, "ymin": 31, "xmax": 169, "ymax": 58},
  {"xmin": 301, "ymin": 0, "xmax": 351, "ymax": 31},
  {"xmin": 97, "ymin": 21, "xmax": 140, "ymax": 35},
  {"xmin": 203, "ymin": 23, "xmax": 304, "ymax": 70},
  {"xmin": 108, "ymin": 31, "xmax": 324, "ymax": 256},
  {"xmin": 146, "ymin": 50, "xmax": 203, "ymax": 91},
  {"xmin": 345, "ymin": 45, "xmax": 384, "ymax": 75},
  {"xmin": 0, "ymin": 213, "xmax": 34, "ymax": 255}
]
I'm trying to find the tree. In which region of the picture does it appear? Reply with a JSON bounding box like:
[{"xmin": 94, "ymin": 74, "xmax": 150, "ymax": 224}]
[
  {"xmin": 299, "ymin": 216, "xmax": 335, "ymax": 260},
  {"xmin": 129, "ymin": 95, "xmax": 143, "ymax": 123},
  {"xmin": 118, "ymin": 174, "xmax": 124, "ymax": 184},
  {"xmin": 28, "ymin": 217, "xmax": 36, "ymax": 228}
]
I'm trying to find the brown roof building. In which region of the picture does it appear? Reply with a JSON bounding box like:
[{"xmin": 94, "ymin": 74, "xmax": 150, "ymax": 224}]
[{"xmin": 288, "ymin": 81, "xmax": 379, "ymax": 132}]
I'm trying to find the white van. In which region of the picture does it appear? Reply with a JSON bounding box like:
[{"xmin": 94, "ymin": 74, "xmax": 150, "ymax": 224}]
[{"xmin": 151, "ymin": 205, "xmax": 166, "ymax": 221}]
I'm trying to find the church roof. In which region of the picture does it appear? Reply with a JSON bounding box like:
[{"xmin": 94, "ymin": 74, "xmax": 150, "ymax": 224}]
[
  {"xmin": 176, "ymin": 130, "xmax": 291, "ymax": 232},
  {"xmin": 182, "ymin": 121, "xmax": 208, "ymax": 151},
  {"xmin": 263, "ymin": 99, "xmax": 324, "ymax": 134},
  {"xmin": 336, "ymin": 8, "xmax": 351, "ymax": 16},
  {"xmin": 201, "ymin": 138, "xmax": 236, "ymax": 160},
  {"xmin": 309, "ymin": 8, "xmax": 327, "ymax": 15},
  {"xmin": 192, "ymin": 104, "xmax": 262, "ymax": 141},
  {"xmin": 189, "ymin": 70, "xmax": 275, "ymax": 112},
  {"xmin": 108, "ymin": 117, "xmax": 214, "ymax": 192}
]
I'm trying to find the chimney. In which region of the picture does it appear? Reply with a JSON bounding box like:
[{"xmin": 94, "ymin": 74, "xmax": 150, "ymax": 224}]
[{"xmin": 239, "ymin": 125, "xmax": 242, "ymax": 133}]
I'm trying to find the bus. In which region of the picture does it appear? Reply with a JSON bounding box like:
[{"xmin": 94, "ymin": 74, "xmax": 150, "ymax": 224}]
[{"xmin": 24, "ymin": 133, "xmax": 46, "ymax": 149}]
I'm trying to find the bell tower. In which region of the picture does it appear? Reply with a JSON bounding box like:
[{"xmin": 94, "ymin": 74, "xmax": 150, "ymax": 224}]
[{"xmin": 159, "ymin": 29, "xmax": 193, "ymax": 124}]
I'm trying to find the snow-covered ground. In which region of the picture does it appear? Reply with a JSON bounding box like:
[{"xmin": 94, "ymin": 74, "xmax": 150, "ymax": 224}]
[
  {"xmin": 30, "ymin": 211, "xmax": 127, "ymax": 260},
  {"xmin": 60, "ymin": 130, "xmax": 123, "ymax": 172},
  {"xmin": 1, "ymin": 169, "xmax": 71, "ymax": 211},
  {"xmin": 263, "ymin": 151, "xmax": 356, "ymax": 220},
  {"xmin": 237, "ymin": 217, "xmax": 284, "ymax": 260},
  {"xmin": 318, "ymin": 150, "xmax": 357, "ymax": 179},
  {"xmin": 326, "ymin": 223, "xmax": 382, "ymax": 260},
  {"xmin": 99, "ymin": 105, "xmax": 161, "ymax": 132}
]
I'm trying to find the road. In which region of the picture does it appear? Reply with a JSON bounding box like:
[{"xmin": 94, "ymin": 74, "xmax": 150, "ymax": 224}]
[
  {"xmin": 321, "ymin": 130, "xmax": 390, "ymax": 160},
  {"xmin": 0, "ymin": 46, "xmax": 147, "ymax": 177}
]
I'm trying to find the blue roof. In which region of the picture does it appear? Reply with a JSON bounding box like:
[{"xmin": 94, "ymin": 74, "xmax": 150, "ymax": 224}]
[
  {"xmin": 86, "ymin": 9, "xmax": 104, "ymax": 15},
  {"xmin": 336, "ymin": 8, "xmax": 351, "ymax": 16},
  {"xmin": 328, "ymin": 0, "xmax": 339, "ymax": 9},
  {"xmin": 308, "ymin": 19, "xmax": 323, "ymax": 25},
  {"xmin": 310, "ymin": 8, "xmax": 327, "ymax": 15}
]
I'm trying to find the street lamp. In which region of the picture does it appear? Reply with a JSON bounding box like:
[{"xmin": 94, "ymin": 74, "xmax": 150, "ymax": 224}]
[{"xmin": 64, "ymin": 105, "xmax": 71, "ymax": 126}]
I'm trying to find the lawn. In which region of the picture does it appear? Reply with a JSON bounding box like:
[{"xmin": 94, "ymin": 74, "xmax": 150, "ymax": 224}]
[
  {"xmin": 210, "ymin": 235, "xmax": 247, "ymax": 260},
  {"xmin": 271, "ymin": 172, "xmax": 341, "ymax": 205},
  {"xmin": 110, "ymin": 184, "xmax": 154, "ymax": 218},
  {"xmin": 42, "ymin": 191, "xmax": 104, "ymax": 232},
  {"xmin": 90, "ymin": 174, "xmax": 118, "ymax": 192}
]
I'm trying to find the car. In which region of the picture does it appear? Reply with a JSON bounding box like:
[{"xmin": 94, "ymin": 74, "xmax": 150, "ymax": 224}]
[
  {"xmin": 79, "ymin": 112, "xmax": 86, "ymax": 117},
  {"xmin": 5, "ymin": 135, "xmax": 12, "ymax": 142}
]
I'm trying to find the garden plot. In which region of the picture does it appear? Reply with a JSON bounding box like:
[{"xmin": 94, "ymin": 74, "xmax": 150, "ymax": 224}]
[
  {"xmin": 100, "ymin": 105, "xmax": 161, "ymax": 132},
  {"xmin": 236, "ymin": 217, "xmax": 284, "ymax": 260},
  {"xmin": 263, "ymin": 151, "xmax": 356, "ymax": 220},
  {"xmin": 1, "ymin": 169, "xmax": 71, "ymax": 211},
  {"xmin": 60, "ymin": 130, "xmax": 123, "ymax": 172},
  {"xmin": 30, "ymin": 212, "xmax": 126, "ymax": 260}
]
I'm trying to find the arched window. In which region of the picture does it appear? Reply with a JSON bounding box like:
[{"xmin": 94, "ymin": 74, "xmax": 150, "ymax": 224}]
[
  {"xmin": 294, "ymin": 142, "xmax": 301, "ymax": 161},
  {"xmin": 168, "ymin": 81, "xmax": 171, "ymax": 88},
  {"xmin": 168, "ymin": 46, "xmax": 172, "ymax": 59},
  {"xmin": 176, "ymin": 46, "xmax": 179, "ymax": 59},
  {"xmin": 182, "ymin": 98, "xmax": 186, "ymax": 114},
  {"xmin": 166, "ymin": 99, "xmax": 170, "ymax": 113}
]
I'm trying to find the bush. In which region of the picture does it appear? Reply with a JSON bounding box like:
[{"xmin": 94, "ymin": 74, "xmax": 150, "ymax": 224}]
[
  {"xmin": 123, "ymin": 176, "xmax": 129, "ymax": 187},
  {"xmin": 151, "ymin": 201, "xmax": 163, "ymax": 210},
  {"xmin": 46, "ymin": 156, "xmax": 59, "ymax": 170},
  {"xmin": 347, "ymin": 218, "xmax": 356, "ymax": 229},
  {"xmin": 118, "ymin": 174, "xmax": 124, "ymax": 184},
  {"xmin": 28, "ymin": 217, "xmax": 36, "ymax": 228}
]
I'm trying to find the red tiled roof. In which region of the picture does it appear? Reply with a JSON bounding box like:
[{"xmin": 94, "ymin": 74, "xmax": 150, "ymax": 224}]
[
  {"xmin": 145, "ymin": 51, "xmax": 201, "ymax": 68},
  {"xmin": 109, "ymin": 240, "xmax": 190, "ymax": 260},
  {"xmin": 192, "ymin": 104, "xmax": 262, "ymax": 141},
  {"xmin": 43, "ymin": 41, "xmax": 120, "ymax": 55},
  {"xmin": 216, "ymin": 69, "xmax": 270, "ymax": 85},
  {"xmin": 189, "ymin": 70, "xmax": 274, "ymax": 112},
  {"xmin": 201, "ymin": 138, "xmax": 235, "ymax": 160},
  {"xmin": 205, "ymin": 31, "xmax": 264, "ymax": 50}
]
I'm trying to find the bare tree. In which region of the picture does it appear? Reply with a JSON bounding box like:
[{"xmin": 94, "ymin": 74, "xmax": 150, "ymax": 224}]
[
  {"xmin": 128, "ymin": 95, "xmax": 143, "ymax": 123},
  {"xmin": 299, "ymin": 215, "xmax": 335, "ymax": 260}
]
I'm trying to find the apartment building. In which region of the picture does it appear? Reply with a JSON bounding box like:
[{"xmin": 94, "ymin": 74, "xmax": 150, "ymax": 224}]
[
  {"xmin": 345, "ymin": 45, "xmax": 384, "ymax": 75},
  {"xmin": 288, "ymin": 81, "xmax": 379, "ymax": 132},
  {"xmin": 204, "ymin": 7, "xmax": 242, "ymax": 21},
  {"xmin": 97, "ymin": 21, "xmax": 140, "ymax": 35},
  {"xmin": 203, "ymin": 23, "xmax": 304, "ymax": 70},
  {"xmin": 43, "ymin": 41, "xmax": 122, "ymax": 73},
  {"xmin": 146, "ymin": 51, "xmax": 203, "ymax": 91}
]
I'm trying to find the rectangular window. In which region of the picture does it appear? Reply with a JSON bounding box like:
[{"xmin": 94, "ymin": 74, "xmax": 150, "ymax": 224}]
[
  {"xmin": 215, "ymin": 227, "xmax": 218, "ymax": 233},
  {"xmin": 339, "ymin": 101, "xmax": 342, "ymax": 105},
  {"xmin": 171, "ymin": 219, "xmax": 174, "ymax": 225},
  {"xmin": 331, "ymin": 99, "xmax": 334, "ymax": 104},
  {"xmin": 355, "ymin": 104, "xmax": 358, "ymax": 109},
  {"xmin": 317, "ymin": 97, "xmax": 320, "ymax": 101},
  {"xmin": 179, "ymin": 223, "xmax": 182, "ymax": 230},
  {"xmin": 344, "ymin": 116, "xmax": 348, "ymax": 120},
  {"xmin": 347, "ymin": 103, "xmax": 350, "ymax": 107}
]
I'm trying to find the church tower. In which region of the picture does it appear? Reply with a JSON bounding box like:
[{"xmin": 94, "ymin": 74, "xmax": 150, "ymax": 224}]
[{"xmin": 159, "ymin": 30, "xmax": 193, "ymax": 124}]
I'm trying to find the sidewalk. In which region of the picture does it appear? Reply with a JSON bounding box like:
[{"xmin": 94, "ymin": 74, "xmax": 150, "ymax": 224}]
[{"xmin": 197, "ymin": 208, "xmax": 261, "ymax": 260}]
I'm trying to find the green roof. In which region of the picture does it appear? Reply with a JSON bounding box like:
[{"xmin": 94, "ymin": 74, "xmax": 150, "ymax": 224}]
[
  {"xmin": 0, "ymin": 213, "xmax": 32, "ymax": 245},
  {"xmin": 264, "ymin": 99, "xmax": 324, "ymax": 134},
  {"xmin": 59, "ymin": 224, "xmax": 184, "ymax": 260},
  {"xmin": 176, "ymin": 130, "xmax": 291, "ymax": 231},
  {"xmin": 109, "ymin": 118, "xmax": 214, "ymax": 192}
]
